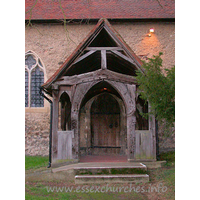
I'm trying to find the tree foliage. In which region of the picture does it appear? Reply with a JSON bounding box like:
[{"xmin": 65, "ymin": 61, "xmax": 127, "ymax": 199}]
[{"xmin": 136, "ymin": 52, "xmax": 175, "ymax": 126}]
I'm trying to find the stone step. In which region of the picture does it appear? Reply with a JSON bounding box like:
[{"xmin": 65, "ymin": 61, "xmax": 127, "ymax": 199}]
[
  {"xmin": 75, "ymin": 174, "xmax": 149, "ymax": 184},
  {"xmin": 52, "ymin": 162, "xmax": 150, "ymax": 184},
  {"xmin": 74, "ymin": 163, "xmax": 147, "ymax": 175}
]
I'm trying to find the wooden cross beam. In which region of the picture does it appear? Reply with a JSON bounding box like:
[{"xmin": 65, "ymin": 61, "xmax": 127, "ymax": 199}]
[
  {"xmin": 73, "ymin": 50, "xmax": 96, "ymax": 65},
  {"xmin": 111, "ymin": 50, "xmax": 135, "ymax": 65},
  {"xmin": 71, "ymin": 48, "xmax": 136, "ymax": 73},
  {"xmin": 55, "ymin": 69, "xmax": 137, "ymax": 86},
  {"xmin": 86, "ymin": 47, "xmax": 122, "ymax": 51}
]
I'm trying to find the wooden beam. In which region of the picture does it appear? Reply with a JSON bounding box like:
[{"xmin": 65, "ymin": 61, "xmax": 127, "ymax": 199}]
[
  {"xmin": 73, "ymin": 50, "xmax": 96, "ymax": 65},
  {"xmin": 86, "ymin": 47, "xmax": 122, "ymax": 51},
  {"xmin": 55, "ymin": 69, "xmax": 137, "ymax": 86},
  {"xmin": 104, "ymin": 25, "xmax": 121, "ymax": 46},
  {"xmin": 101, "ymin": 50, "xmax": 107, "ymax": 70},
  {"xmin": 111, "ymin": 50, "xmax": 136, "ymax": 65}
]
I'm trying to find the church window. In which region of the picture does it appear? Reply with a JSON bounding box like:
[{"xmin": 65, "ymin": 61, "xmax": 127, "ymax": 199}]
[{"xmin": 25, "ymin": 51, "xmax": 45, "ymax": 107}]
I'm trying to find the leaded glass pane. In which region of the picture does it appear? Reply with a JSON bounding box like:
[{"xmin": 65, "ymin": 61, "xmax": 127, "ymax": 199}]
[
  {"xmin": 31, "ymin": 66, "xmax": 44, "ymax": 107},
  {"xmin": 25, "ymin": 54, "xmax": 36, "ymax": 70},
  {"xmin": 25, "ymin": 71, "xmax": 29, "ymax": 107}
]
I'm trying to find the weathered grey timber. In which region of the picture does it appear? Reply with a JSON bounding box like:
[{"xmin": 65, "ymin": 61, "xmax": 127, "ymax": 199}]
[
  {"xmin": 111, "ymin": 50, "xmax": 137, "ymax": 65},
  {"xmin": 42, "ymin": 19, "xmax": 157, "ymax": 166},
  {"xmin": 55, "ymin": 69, "xmax": 137, "ymax": 86},
  {"xmin": 72, "ymin": 50, "xmax": 96, "ymax": 65},
  {"xmin": 57, "ymin": 130, "xmax": 74, "ymax": 159},
  {"xmin": 101, "ymin": 49, "xmax": 107, "ymax": 69}
]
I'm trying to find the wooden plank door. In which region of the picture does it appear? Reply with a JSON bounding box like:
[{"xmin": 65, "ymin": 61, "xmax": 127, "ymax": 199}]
[{"xmin": 91, "ymin": 93, "xmax": 120, "ymax": 154}]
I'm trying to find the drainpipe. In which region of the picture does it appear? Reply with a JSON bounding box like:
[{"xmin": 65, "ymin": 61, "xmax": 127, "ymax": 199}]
[{"xmin": 39, "ymin": 87, "xmax": 53, "ymax": 168}]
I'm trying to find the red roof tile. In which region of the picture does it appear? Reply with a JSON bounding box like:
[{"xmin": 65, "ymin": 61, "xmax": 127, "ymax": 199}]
[{"xmin": 25, "ymin": 0, "xmax": 175, "ymax": 20}]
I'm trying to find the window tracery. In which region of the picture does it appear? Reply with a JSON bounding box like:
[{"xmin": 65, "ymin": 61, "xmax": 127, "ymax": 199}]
[{"xmin": 25, "ymin": 51, "xmax": 45, "ymax": 107}]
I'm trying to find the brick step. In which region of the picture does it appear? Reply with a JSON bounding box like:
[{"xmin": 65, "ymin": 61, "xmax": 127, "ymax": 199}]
[{"xmin": 75, "ymin": 174, "xmax": 149, "ymax": 184}]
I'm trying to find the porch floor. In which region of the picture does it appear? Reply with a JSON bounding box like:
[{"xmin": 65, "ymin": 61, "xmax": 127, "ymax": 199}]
[
  {"xmin": 52, "ymin": 161, "xmax": 144, "ymax": 173},
  {"xmin": 79, "ymin": 155, "xmax": 127, "ymax": 163}
]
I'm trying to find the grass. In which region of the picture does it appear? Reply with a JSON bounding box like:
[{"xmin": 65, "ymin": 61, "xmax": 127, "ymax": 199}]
[
  {"xmin": 25, "ymin": 155, "xmax": 49, "ymax": 170},
  {"xmin": 25, "ymin": 152, "xmax": 175, "ymax": 199},
  {"xmin": 25, "ymin": 183, "xmax": 148, "ymax": 200},
  {"xmin": 149, "ymin": 151, "xmax": 175, "ymax": 200},
  {"xmin": 160, "ymin": 151, "xmax": 175, "ymax": 166}
]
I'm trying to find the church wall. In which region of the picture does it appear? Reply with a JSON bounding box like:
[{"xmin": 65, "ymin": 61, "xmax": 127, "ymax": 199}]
[
  {"xmin": 25, "ymin": 21, "xmax": 175, "ymax": 156},
  {"xmin": 25, "ymin": 112, "xmax": 50, "ymax": 156}
]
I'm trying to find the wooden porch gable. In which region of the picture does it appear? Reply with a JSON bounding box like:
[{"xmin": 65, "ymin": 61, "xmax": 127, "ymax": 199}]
[{"xmin": 42, "ymin": 18, "xmax": 143, "ymax": 92}]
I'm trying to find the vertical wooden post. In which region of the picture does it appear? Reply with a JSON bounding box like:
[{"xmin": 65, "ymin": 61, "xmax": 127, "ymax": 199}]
[
  {"xmin": 148, "ymin": 104, "xmax": 157, "ymax": 160},
  {"xmin": 52, "ymin": 91, "xmax": 59, "ymax": 161},
  {"xmin": 71, "ymin": 108, "xmax": 79, "ymax": 159},
  {"xmin": 70, "ymin": 82, "xmax": 94, "ymax": 160},
  {"xmin": 151, "ymin": 116, "xmax": 157, "ymax": 160},
  {"xmin": 126, "ymin": 84, "xmax": 136, "ymax": 161},
  {"xmin": 85, "ymin": 101, "xmax": 92, "ymax": 155},
  {"xmin": 101, "ymin": 50, "xmax": 107, "ymax": 70},
  {"xmin": 127, "ymin": 114, "xmax": 136, "ymax": 160}
]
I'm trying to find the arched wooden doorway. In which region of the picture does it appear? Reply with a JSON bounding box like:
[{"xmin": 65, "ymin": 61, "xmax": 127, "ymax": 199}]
[
  {"xmin": 79, "ymin": 81, "xmax": 127, "ymax": 157},
  {"xmin": 91, "ymin": 93, "xmax": 120, "ymax": 154}
]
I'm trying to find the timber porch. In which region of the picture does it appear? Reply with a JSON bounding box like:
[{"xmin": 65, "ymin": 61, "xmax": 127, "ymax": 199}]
[{"xmin": 42, "ymin": 19, "xmax": 157, "ymax": 167}]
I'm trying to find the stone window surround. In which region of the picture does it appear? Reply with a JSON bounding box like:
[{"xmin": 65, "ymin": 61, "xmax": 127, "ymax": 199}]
[{"xmin": 25, "ymin": 50, "xmax": 49, "ymax": 113}]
